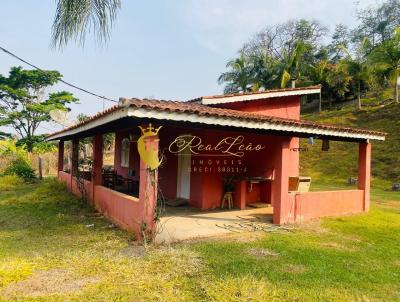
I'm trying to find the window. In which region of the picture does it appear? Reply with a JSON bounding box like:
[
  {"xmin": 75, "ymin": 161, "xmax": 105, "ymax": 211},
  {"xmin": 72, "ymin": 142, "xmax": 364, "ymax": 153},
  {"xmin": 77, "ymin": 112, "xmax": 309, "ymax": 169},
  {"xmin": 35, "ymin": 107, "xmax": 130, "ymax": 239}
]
[{"xmin": 121, "ymin": 138, "xmax": 130, "ymax": 168}]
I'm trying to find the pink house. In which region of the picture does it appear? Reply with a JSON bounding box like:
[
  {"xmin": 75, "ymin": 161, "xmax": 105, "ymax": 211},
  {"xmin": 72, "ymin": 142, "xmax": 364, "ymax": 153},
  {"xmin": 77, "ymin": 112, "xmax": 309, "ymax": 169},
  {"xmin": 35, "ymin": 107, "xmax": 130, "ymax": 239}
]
[{"xmin": 47, "ymin": 86, "xmax": 386, "ymax": 239}]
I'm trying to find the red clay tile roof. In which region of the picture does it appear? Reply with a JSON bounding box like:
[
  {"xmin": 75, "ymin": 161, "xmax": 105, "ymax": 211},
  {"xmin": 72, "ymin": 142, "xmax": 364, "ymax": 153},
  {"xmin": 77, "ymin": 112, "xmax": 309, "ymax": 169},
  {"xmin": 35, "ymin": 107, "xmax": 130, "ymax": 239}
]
[{"xmin": 46, "ymin": 97, "xmax": 386, "ymax": 140}]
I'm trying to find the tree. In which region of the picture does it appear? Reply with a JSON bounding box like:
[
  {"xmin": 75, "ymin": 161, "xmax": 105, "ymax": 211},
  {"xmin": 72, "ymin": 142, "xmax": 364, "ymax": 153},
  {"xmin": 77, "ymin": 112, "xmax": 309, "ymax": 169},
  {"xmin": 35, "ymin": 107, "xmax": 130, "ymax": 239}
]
[
  {"xmin": 0, "ymin": 67, "xmax": 78, "ymax": 152},
  {"xmin": 328, "ymin": 24, "xmax": 350, "ymax": 62},
  {"xmin": 0, "ymin": 131, "xmax": 11, "ymax": 140},
  {"xmin": 367, "ymin": 27, "xmax": 400, "ymax": 102},
  {"xmin": 242, "ymin": 19, "xmax": 327, "ymax": 70},
  {"xmin": 336, "ymin": 41, "xmax": 370, "ymax": 110},
  {"xmin": 325, "ymin": 63, "xmax": 352, "ymax": 106},
  {"xmin": 219, "ymin": 20, "xmax": 327, "ymax": 93},
  {"xmin": 218, "ymin": 52, "xmax": 253, "ymax": 93},
  {"xmin": 353, "ymin": 0, "xmax": 400, "ymax": 47},
  {"xmin": 340, "ymin": 58, "xmax": 368, "ymax": 110},
  {"xmin": 279, "ymin": 41, "xmax": 309, "ymax": 88},
  {"xmin": 51, "ymin": 0, "xmax": 121, "ymax": 48},
  {"xmin": 250, "ymin": 54, "xmax": 281, "ymax": 90}
]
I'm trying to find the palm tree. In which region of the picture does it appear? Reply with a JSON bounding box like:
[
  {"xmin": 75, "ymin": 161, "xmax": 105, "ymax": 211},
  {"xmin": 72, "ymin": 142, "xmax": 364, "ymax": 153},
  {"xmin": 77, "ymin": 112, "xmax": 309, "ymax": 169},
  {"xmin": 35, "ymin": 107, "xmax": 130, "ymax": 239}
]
[
  {"xmin": 367, "ymin": 27, "xmax": 400, "ymax": 103},
  {"xmin": 309, "ymin": 60, "xmax": 329, "ymax": 112},
  {"xmin": 51, "ymin": 0, "xmax": 121, "ymax": 48},
  {"xmin": 218, "ymin": 52, "xmax": 253, "ymax": 94},
  {"xmin": 250, "ymin": 54, "xmax": 281, "ymax": 90},
  {"xmin": 338, "ymin": 43, "xmax": 369, "ymax": 110},
  {"xmin": 280, "ymin": 41, "xmax": 308, "ymax": 88},
  {"xmin": 341, "ymin": 59, "xmax": 369, "ymax": 110}
]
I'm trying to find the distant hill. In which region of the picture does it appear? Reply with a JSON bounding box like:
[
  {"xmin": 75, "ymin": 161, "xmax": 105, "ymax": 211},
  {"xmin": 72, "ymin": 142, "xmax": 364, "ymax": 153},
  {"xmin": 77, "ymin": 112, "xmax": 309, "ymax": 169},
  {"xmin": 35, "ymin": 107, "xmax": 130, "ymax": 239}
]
[{"xmin": 299, "ymin": 101, "xmax": 400, "ymax": 187}]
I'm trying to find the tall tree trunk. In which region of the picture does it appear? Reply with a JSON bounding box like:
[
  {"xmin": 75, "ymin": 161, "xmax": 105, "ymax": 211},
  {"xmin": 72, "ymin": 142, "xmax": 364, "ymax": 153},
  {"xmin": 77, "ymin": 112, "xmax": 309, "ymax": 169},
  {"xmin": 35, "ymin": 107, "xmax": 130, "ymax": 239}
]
[{"xmin": 357, "ymin": 81, "xmax": 362, "ymax": 111}]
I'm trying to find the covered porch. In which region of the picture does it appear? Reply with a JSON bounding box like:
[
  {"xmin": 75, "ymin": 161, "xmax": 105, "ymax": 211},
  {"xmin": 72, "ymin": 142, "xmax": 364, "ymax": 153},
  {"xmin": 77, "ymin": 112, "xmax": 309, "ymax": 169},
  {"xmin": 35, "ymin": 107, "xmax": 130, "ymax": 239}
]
[{"xmin": 48, "ymin": 98, "xmax": 385, "ymax": 241}]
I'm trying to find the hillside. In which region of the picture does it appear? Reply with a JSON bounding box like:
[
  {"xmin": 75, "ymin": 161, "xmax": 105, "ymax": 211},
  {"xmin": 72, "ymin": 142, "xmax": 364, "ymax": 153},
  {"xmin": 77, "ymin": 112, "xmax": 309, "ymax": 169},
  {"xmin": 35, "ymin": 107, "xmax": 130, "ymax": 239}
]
[{"xmin": 299, "ymin": 101, "xmax": 400, "ymax": 189}]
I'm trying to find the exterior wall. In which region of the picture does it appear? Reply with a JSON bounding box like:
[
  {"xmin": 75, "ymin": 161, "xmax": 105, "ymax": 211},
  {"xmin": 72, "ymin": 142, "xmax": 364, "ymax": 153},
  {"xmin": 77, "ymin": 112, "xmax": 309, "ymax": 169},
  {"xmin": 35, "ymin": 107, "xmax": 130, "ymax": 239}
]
[
  {"xmin": 71, "ymin": 177, "xmax": 93, "ymax": 202},
  {"xmin": 58, "ymin": 171, "xmax": 93, "ymax": 202},
  {"xmin": 59, "ymin": 171, "xmax": 72, "ymax": 189},
  {"xmin": 294, "ymin": 190, "xmax": 364, "ymax": 222},
  {"xmin": 94, "ymin": 185, "xmax": 143, "ymax": 234},
  {"xmin": 57, "ymin": 131, "xmax": 158, "ymax": 239},
  {"xmin": 213, "ymin": 96, "xmax": 301, "ymax": 120},
  {"xmin": 58, "ymin": 172, "xmax": 144, "ymax": 235},
  {"xmin": 158, "ymin": 125, "xmax": 299, "ymax": 210}
]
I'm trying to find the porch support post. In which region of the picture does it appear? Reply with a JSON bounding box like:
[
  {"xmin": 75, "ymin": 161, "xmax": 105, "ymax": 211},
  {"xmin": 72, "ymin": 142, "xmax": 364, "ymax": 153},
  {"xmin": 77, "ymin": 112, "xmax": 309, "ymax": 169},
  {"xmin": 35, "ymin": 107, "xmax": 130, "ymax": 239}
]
[
  {"xmin": 138, "ymin": 131, "xmax": 159, "ymax": 240},
  {"xmin": 272, "ymin": 137, "xmax": 292, "ymax": 224},
  {"xmin": 71, "ymin": 138, "xmax": 79, "ymax": 176},
  {"xmin": 358, "ymin": 141, "xmax": 371, "ymax": 212},
  {"xmin": 57, "ymin": 140, "xmax": 64, "ymax": 177},
  {"xmin": 234, "ymin": 180, "xmax": 246, "ymax": 210},
  {"xmin": 92, "ymin": 134, "xmax": 103, "ymax": 202}
]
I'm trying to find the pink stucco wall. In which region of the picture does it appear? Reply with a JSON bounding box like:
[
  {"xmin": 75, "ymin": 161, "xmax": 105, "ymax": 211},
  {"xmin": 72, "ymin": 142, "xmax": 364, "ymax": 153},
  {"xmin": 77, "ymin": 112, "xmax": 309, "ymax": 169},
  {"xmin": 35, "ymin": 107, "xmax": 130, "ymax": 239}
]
[
  {"xmin": 213, "ymin": 96, "xmax": 301, "ymax": 120},
  {"xmin": 58, "ymin": 171, "xmax": 71, "ymax": 189},
  {"xmin": 70, "ymin": 177, "xmax": 93, "ymax": 202},
  {"xmin": 157, "ymin": 126, "xmax": 299, "ymax": 210},
  {"xmin": 58, "ymin": 172, "xmax": 145, "ymax": 238},
  {"xmin": 294, "ymin": 190, "xmax": 364, "ymax": 222},
  {"xmin": 94, "ymin": 185, "xmax": 143, "ymax": 235}
]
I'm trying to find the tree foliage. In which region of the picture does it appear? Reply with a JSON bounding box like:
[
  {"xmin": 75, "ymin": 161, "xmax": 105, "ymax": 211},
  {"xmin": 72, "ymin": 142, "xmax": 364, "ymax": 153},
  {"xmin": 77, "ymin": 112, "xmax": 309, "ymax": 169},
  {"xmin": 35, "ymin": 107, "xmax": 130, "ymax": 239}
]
[
  {"xmin": 51, "ymin": 0, "xmax": 121, "ymax": 48},
  {"xmin": 218, "ymin": 0, "xmax": 400, "ymax": 108},
  {"xmin": 0, "ymin": 67, "xmax": 78, "ymax": 151}
]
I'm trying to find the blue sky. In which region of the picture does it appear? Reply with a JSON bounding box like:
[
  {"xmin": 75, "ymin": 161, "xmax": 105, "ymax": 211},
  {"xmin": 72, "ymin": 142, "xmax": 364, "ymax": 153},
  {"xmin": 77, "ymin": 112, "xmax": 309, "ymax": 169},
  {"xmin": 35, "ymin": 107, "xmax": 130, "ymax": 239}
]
[{"xmin": 0, "ymin": 0, "xmax": 377, "ymax": 134}]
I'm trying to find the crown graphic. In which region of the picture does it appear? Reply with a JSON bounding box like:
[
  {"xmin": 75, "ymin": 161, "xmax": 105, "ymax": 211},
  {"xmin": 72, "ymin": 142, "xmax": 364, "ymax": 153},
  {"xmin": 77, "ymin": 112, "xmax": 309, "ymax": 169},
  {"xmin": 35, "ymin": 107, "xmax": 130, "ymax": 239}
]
[{"xmin": 138, "ymin": 123, "xmax": 162, "ymax": 136}]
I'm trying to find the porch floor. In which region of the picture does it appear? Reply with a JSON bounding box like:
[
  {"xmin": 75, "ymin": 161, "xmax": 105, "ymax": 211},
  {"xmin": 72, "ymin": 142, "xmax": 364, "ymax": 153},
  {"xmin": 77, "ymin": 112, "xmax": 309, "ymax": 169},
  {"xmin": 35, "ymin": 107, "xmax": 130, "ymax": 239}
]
[{"xmin": 156, "ymin": 205, "xmax": 273, "ymax": 244}]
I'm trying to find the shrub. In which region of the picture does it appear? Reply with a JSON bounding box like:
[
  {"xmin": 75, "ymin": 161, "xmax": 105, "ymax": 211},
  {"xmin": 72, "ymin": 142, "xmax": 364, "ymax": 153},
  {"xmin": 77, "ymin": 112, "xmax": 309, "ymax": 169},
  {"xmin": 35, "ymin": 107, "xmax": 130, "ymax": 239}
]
[{"xmin": 3, "ymin": 158, "xmax": 36, "ymax": 181}]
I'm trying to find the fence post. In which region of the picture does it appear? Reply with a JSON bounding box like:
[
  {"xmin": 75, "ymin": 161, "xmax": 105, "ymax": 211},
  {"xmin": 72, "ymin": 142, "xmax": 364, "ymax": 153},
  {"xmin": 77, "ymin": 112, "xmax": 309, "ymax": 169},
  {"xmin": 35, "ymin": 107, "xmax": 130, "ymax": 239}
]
[{"xmin": 38, "ymin": 157, "xmax": 43, "ymax": 180}]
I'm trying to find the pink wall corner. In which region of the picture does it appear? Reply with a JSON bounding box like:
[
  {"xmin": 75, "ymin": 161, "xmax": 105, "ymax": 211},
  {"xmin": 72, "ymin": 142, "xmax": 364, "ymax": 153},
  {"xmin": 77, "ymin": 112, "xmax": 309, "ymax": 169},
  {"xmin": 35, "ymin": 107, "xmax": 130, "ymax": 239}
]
[
  {"xmin": 294, "ymin": 190, "xmax": 364, "ymax": 222},
  {"xmin": 94, "ymin": 185, "xmax": 143, "ymax": 236}
]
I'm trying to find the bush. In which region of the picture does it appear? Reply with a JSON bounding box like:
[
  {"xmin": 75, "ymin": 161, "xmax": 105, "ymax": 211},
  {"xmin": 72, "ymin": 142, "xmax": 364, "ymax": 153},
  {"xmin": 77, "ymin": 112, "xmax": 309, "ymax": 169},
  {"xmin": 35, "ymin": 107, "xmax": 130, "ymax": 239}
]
[{"xmin": 3, "ymin": 158, "xmax": 36, "ymax": 181}]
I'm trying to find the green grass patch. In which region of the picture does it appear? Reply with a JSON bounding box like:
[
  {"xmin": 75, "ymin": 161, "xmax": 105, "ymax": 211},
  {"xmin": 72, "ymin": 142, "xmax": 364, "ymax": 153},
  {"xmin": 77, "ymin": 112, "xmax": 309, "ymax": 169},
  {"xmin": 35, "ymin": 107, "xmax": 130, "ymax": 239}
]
[
  {"xmin": 0, "ymin": 177, "xmax": 399, "ymax": 301},
  {"xmin": 301, "ymin": 102, "xmax": 400, "ymax": 184}
]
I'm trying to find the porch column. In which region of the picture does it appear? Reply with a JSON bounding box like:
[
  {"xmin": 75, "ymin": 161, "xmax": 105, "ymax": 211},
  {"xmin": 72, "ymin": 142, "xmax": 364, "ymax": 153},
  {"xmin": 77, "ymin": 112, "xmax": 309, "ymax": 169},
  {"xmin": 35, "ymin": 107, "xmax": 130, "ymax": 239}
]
[
  {"xmin": 272, "ymin": 137, "xmax": 292, "ymax": 224},
  {"xmin": 234, "ymin": 180, "xmax": 246, "ymax": 210},
  {"xmin": 92, "ymin": 134, "xmax": 103, "ymax": 202},
  {"xmin": 68, "ymin": 138, "xmax": 79, "ymax": 192},
  {"xmin": 138, "ymin": 131, "xmax": 159, "ymax": 239},
  {"xmin": 358, "ymin": 142, "xmax": 371, "ymax": 212},
  {"xmin": 57, "ymin": 140, "xmax": 64, "ymax": 177}
]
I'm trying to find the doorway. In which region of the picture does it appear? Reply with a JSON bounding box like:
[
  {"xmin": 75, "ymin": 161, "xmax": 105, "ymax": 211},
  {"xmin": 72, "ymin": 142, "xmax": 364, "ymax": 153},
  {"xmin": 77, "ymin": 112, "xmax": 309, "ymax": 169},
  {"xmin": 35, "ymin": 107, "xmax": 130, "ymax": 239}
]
[{"xmin": 176, "ymin": 139, "xmax": 191, "ymax": 199}]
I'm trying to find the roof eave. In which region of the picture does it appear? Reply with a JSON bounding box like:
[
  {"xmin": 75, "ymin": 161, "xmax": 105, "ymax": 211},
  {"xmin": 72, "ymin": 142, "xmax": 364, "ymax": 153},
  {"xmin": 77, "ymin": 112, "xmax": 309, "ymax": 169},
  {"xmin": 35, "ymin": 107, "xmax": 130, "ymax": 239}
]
[
  {"xmin": 46, "ymin": 104, "xmax": 386, "ymax": 142},
  {"xmin": 201, "ymin": 87, "xmax": 321, "ymax": 105}
]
